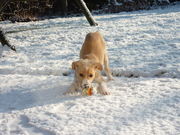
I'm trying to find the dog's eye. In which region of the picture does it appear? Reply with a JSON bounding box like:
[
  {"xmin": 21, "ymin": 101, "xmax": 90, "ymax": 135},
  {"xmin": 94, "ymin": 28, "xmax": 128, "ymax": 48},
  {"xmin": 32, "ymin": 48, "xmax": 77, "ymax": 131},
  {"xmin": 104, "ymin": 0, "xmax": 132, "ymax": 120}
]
[
  {"xmin": 89, "ymin": 74, "xmax": 93, "ymax": 77},
  {"xmin": 79, "ymin": 74, "xmax": 84, "ymax": 77}
]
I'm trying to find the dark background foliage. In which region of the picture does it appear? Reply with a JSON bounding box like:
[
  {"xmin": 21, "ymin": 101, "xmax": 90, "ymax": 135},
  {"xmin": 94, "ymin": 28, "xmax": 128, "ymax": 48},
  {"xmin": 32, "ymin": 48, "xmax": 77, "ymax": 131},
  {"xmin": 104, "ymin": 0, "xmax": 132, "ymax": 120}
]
[{"xmin": 0, "ymin": 0, "xmax": 179, "ymax": 22}]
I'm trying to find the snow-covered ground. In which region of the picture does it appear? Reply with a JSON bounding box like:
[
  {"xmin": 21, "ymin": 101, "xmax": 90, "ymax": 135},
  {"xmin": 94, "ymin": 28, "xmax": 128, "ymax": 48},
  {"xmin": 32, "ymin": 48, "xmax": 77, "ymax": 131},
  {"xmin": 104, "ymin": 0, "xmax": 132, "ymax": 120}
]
[{"xmin": 0, "ymin": 3, "xmax": 180, "ymax": 135}]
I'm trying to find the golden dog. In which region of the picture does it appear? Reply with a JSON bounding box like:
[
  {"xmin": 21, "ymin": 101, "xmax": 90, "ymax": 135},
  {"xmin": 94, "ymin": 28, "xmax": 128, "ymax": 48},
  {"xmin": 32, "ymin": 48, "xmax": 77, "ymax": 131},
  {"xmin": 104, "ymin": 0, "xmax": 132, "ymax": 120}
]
[{"xmin": 64, "ymin": 31, "xmax": 113, "ymax": 95}]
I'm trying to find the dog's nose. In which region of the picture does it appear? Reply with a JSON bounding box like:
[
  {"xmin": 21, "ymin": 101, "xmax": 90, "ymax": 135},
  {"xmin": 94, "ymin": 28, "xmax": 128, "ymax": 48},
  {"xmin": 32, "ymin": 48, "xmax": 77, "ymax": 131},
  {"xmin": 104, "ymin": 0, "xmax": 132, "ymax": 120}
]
[{"xmin": 84, "ymin": 84, "xmax": 89, "ymax": 89}]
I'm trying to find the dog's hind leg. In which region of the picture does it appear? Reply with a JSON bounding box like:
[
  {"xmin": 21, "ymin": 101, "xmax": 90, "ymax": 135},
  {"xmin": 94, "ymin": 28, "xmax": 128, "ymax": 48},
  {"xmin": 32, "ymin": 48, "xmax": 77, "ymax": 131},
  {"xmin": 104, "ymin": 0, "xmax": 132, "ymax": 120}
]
[{"xmin": 104, "ymin": 53, "xmax": 114, "ymax": 81}]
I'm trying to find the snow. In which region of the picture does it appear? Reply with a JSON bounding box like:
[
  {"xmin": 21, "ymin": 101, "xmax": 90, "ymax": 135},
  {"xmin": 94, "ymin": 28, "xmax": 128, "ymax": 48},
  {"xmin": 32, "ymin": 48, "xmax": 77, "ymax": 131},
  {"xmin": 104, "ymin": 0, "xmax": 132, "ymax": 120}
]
[{"xmin": 0, "ymin": 4, "xmax": 180, "ymax": 135}]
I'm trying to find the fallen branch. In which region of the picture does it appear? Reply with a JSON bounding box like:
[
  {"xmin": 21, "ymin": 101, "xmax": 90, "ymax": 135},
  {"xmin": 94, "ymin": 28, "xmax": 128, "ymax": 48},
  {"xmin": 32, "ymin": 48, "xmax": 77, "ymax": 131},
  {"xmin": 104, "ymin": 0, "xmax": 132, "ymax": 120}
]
[
  {"xmin": 0, "ymin": 28, "xmax": 16, "ymax": 51},
  {"xmin": 76, "ymin": 0, "xmax": 98, "ymax": 26},
  {"xmin": 0, "ymin": 0, "xmax": 11, "ymax": 13}
]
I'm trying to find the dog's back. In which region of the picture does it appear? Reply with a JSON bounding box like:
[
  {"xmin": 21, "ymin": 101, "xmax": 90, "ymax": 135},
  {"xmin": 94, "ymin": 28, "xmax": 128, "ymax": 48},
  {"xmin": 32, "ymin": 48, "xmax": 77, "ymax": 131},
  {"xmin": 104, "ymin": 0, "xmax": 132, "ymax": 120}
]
[{"xmin": 80, "ymin": 31, "xmax": 106, "ymax": 64}]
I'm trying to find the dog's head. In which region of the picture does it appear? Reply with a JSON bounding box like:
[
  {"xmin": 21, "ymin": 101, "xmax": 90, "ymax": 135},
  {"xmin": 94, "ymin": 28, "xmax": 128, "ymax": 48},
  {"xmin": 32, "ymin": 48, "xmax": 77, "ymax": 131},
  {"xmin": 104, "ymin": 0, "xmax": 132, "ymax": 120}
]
[{"xmin": 72, "ymin": 59, "xmax": 102, "ymax": 89}]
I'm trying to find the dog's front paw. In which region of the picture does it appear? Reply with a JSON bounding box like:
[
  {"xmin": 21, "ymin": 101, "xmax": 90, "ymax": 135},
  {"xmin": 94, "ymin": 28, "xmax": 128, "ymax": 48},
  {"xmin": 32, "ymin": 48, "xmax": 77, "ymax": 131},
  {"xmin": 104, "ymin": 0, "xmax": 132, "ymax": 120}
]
[
  {"xmin": 107, "ymin": 74, "xmax": 114, "ymax": 82},
  {"xmin": 97, "ymin": 82, "xmax": 110, "ymax": 95},
  {"xmin": 101, "ymin": 91, "xmax": 110, "ymax": 95},
  {"xmin": 63, "ymin": 92, "xmax": 69, "ymax": 95},
  {"xmin": 108, "ymin": 78, "xmax": 114, "ymax": 82},
  {"xmin": 63, "ymin": 91, "xmax": 74, "ymax": 95}
]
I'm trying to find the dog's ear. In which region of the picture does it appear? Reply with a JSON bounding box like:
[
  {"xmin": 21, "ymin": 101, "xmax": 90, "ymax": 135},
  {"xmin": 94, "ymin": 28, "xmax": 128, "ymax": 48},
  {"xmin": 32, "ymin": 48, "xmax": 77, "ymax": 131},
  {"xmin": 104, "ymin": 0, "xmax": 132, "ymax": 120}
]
[
  {"xmin": 72, "ymin": 61, "xmax": 79, "ymax": 70},
  {"xmin": 94, "ymin": 63, "xmax": 103, "ymax": 71}
]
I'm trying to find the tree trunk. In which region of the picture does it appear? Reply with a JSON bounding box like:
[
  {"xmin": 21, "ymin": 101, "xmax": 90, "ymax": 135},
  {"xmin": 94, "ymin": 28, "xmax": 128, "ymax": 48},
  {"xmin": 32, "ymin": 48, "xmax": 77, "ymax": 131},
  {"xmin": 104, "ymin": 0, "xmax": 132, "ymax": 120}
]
[
  {"xmin": 76, "ymin": 0, "xmax": 98, "ymax": 26},
  {"xmin": 60, "ymin": 0, "xmax": 68, "ymax": 17}
]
